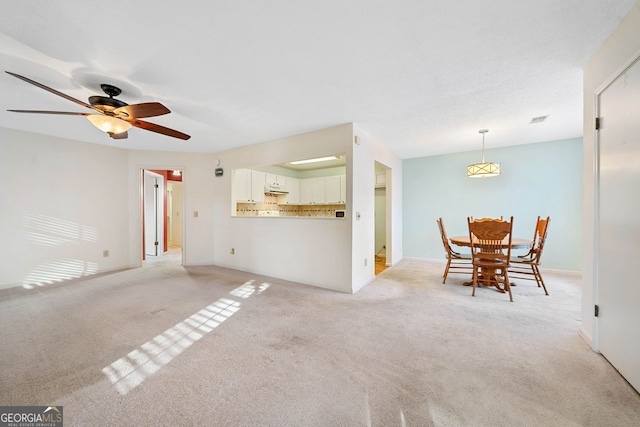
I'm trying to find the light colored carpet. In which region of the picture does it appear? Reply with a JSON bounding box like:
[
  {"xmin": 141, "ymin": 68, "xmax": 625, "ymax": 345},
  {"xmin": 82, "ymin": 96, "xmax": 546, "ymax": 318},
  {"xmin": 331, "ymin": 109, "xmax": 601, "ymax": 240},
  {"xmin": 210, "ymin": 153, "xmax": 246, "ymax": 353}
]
[{"xmin": 0, "ymin": 257, "xmax": 638, "ymax": 426}]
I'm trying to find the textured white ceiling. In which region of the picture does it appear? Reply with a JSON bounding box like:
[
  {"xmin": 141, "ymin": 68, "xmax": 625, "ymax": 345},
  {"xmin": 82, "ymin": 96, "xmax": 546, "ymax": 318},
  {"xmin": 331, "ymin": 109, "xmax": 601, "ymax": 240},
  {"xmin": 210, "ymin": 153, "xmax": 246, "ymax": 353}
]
[{"xmin": 0, "ymin": 1, "xmax": 636, "ymax": 158}]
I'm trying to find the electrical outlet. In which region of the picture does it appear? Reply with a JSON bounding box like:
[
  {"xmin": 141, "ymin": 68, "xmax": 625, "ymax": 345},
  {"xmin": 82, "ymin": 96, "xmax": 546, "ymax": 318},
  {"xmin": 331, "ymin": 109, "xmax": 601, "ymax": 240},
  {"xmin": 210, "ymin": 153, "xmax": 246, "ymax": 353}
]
[
  {"xmin": 230, "ymin": 248, "xmax": 235, "ymax": 255},
  {"xmin": 364, "ymin": 258, "xmax": 367, "ymax": 266},
  {"xmin": 103, "ymin": 250, "xmax": 109, "ymax": 257}
]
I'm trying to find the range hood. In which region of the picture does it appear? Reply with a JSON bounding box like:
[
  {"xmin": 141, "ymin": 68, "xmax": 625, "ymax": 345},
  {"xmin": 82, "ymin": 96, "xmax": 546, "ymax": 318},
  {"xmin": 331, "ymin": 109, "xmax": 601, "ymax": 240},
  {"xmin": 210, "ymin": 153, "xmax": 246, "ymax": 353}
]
[{"xmin": 264, "ymin": 184, "xmax": 289, "ymax": 194}]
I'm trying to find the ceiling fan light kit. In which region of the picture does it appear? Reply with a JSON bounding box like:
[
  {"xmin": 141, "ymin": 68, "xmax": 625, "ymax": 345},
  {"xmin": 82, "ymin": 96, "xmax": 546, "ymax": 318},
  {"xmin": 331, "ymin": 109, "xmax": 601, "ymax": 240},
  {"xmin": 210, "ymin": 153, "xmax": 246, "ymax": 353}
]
[
  {"xmin": 86, "ymin": 114, "xmax": 132, "ymax": 136},
  {"xmin": 5, "ymin": 71, "xmax": 190, "ymax": 141}
]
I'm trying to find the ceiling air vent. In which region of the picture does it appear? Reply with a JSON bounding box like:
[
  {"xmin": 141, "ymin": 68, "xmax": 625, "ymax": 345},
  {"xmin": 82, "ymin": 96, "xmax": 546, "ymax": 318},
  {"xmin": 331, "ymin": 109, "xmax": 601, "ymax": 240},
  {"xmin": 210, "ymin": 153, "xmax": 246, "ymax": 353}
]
[{"xmin": 530, "ymin": 115, "xmax": 549, "ymax": 124}]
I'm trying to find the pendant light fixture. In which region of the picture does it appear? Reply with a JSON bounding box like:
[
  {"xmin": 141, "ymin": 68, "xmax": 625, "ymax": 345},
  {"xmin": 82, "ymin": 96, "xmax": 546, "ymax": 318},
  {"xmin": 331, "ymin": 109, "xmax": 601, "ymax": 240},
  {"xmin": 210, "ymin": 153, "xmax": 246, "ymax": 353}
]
[{"xmin": 467, "ymin": 129, "xmax": 500, "ymax": 178}]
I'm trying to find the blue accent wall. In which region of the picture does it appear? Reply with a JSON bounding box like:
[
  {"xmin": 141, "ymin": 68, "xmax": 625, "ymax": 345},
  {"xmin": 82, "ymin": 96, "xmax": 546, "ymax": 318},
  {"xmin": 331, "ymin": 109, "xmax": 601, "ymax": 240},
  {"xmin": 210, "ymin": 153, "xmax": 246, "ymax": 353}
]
[{"xmin": 403, "ymin": 138, "xmax": 582, "ymax": 271}]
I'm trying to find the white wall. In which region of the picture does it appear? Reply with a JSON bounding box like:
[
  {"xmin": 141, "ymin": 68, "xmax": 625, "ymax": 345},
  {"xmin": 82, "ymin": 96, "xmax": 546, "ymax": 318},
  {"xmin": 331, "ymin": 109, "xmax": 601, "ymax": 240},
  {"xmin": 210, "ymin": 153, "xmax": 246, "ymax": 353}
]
[
  {"xmin": 211, "ymin": 124, "xmax": 355, "ymax": 293},
  {"xmin": 352, "ymin": 125, "xmax": 403, "ymax": 292},
  {"xmin": 0, "ymin": 123, "xmax": 401, "ymax": 294},
  {"xmin": 582, "ymin": 3, "xmax": 640, "ymax": 348},
  {"xmin": 127, "ymin": 150, "xmax": 217, "ymax": 267},
  {"xmin": 0, "ymin": 127, "xmax": 129, "ymax": 289}
]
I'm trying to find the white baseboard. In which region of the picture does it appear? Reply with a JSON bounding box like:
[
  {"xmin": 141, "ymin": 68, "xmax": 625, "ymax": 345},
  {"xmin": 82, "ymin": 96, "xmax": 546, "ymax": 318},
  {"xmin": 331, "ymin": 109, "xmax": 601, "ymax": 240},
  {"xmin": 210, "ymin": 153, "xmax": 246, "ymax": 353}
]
[{"xmin": 579, "ymin": 328, "xmax": 599, "ymax": 353}]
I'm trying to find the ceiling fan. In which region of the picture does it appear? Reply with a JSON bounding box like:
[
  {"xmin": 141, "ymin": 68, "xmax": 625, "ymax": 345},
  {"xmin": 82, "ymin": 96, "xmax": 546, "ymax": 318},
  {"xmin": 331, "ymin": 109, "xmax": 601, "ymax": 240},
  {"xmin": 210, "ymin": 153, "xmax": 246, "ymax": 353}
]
[{"xmin": 5, "ymin": 71, "xmax": 190, "ymax": 140}]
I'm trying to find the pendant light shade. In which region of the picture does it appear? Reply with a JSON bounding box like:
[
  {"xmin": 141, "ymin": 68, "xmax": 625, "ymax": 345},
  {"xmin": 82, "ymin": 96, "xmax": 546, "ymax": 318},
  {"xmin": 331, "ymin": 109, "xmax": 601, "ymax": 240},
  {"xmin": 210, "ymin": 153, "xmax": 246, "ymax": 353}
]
[{"xmin": 467, "ymin": 129, "xmax": 500, "ymax": 178}]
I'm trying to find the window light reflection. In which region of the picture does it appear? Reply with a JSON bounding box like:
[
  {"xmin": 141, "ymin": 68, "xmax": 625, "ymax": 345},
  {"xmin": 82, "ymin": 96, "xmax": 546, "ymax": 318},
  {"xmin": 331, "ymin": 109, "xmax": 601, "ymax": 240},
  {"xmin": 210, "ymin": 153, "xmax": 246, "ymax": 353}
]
[
  {"xmin": 22, "ymin": 211, "xmax": 98, "ymax": 246},
  {"xmin": 103, "ymin": 280, "xmax": 270, "ymax": 395},
  {"xmin": 22, "ymin": 259, "xmax": 98, "ymax": 289}
]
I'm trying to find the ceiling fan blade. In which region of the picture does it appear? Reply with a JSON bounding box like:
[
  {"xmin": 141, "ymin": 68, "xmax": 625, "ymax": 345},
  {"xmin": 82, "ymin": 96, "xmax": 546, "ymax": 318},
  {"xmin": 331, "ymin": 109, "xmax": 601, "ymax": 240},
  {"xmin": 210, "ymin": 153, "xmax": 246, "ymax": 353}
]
[
  {"xmin": 110, "ymin": 131, "xmax": 128, "ymax": 140},
  {"xmin": 130, "ymin": 119, "xmax": 191, "ymax": 140},
  {"xmin": 8, "ymin": 109, "xmax": 89, "ymax": 116},
  {"xmin": 6, "ymin": 71, "xmax": 96, "ymax": 110},
  {"xmin": 115, "ymin": 102, "xmax": 170, "ymax": 119}
]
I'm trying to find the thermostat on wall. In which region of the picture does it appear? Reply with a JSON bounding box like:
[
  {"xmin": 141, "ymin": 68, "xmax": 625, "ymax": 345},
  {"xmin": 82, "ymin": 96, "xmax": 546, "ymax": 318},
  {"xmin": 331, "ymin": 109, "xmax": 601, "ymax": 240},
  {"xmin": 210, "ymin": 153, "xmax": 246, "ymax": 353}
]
[{"xmin": 215, "ymin": 168, "xmax": 223, "ymax": 177}]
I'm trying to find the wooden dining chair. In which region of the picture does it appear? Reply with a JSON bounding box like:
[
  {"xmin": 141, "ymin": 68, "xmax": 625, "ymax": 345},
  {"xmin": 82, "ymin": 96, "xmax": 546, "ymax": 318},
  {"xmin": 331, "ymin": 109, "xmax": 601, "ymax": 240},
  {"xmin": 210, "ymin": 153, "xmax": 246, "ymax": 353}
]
[
  {"xmin": 436, "ymin": 217, "xmax": 472, "ymax": 284},
  {"xmin": 508, "ymin": 216, "xmax": 550, "ymax": 295},
  {"xmin": 468, "ymin": 216, "xmax": 514, "ymax": 302}
]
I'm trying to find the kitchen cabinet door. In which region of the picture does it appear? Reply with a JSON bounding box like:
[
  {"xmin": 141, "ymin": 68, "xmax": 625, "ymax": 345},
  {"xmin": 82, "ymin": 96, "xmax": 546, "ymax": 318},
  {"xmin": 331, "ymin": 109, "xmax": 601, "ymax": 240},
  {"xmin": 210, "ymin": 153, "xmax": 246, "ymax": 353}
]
[
  {"xmin": 313, "ymin": 178, "xmax": 326, "ymax": 204},
  {"xmin": 286, "ymin": 177, "xmax": 300, "ymax": 203},
  {"xmin": 301, "ymin": 179, "xmax": 314, "ymax": 204},
  {"xmin": 234, "ymin": 169, "xmax": 265, "ymax": 202},
  {"xmin": 266, "ymin": 173, "xmax": 288, "ymax": 186},
  {"xmin": 250, "ymin": 171, "xmax": 265, "ymax": 203},
  {"xmin": 326, "ymin": 175, "xmax": 346, "ymax": 203},
  {"xmin": 234, "ymin": 169, "xmax": 251, "ymax": 202},
  {"xmin": 265, "ymin": 173, "xmax": 276, "ymax": 186}
]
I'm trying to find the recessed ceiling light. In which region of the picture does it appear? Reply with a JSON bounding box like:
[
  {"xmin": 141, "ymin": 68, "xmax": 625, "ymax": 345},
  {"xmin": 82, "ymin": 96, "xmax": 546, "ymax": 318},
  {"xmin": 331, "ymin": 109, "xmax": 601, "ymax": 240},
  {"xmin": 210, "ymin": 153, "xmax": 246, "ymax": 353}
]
[{"xmin": 530, "ymin": 115, "xmax": 549, "ymax": 124}]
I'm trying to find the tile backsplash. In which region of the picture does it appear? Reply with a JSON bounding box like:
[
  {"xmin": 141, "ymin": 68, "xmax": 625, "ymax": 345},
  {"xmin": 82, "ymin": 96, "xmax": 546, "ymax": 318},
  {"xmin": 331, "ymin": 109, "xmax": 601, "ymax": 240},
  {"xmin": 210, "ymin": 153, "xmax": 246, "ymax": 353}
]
[{"xmin": 236, "ymin": 193, "xmax": 346, "ymax": 218}]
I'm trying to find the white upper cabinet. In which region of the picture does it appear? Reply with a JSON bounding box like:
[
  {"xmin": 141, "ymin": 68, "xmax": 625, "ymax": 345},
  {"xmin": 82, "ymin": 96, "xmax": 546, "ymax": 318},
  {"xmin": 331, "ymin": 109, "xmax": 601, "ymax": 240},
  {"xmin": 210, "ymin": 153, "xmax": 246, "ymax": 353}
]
[
  {"xmin": 299, "ymin": 175, "xmax": 345, "ymax": 204},
  {"xmin": 234, "ymin": 169, "xmax": 251, "ymax": 202},
  {"xmin": 313, "ymin": 178, "xmax": 326, "ymax": 204},
  {"xmin": 251, "ymin": 171, "xmax": 266, "ymax": 202},
  {"xmin": 265, "ymin": 173, "xmax": 287, "ymax": 186},
  {"xmin": 300, "ymin": 178, "xmax": 326, "ymax": 204},
  {"xmin": 285, "ymin": 177, "xmax": 300, "ymax": 204},
  {"xmin": 325, "ymin": 175, "xmax": 346, "ymax": 203},
  {"xmin": 301, "ymin": 179, "xmax": 314, "ymax": 204},
  {"xmin": 236, "ymin": 170, "xmax": 345, "ymax": 206},
  {"xmin": 234, "ymin": 169, "xmax": 265, "ymax": 202}
]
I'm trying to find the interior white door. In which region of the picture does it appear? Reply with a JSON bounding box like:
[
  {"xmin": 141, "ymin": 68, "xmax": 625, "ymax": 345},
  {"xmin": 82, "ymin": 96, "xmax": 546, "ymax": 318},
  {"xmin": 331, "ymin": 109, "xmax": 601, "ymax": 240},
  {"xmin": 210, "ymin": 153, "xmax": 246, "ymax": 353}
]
[
  {"xmin": 597, "ymin": 56, "xmax": 640, "ymax": 393},
  {"xmin": 144, "ymin": 171, "xmax": 159, "ymax": 256}
]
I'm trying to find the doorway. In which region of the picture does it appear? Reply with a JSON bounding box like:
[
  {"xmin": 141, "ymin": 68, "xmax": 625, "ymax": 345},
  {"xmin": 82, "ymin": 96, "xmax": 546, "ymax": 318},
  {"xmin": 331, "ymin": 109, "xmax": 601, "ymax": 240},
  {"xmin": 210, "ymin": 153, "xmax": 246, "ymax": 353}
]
[
  {"xmin": 167, "ymin": 180, "xmax": 183, "ymax": 253},
  {"xmin": 374, "ymin": 162, "xmax": 390, "ymax": 275},
  {"xmin": 596, "ymin": 53, "xmax": 640, "ymax": 392},
  {"xmin": 143, "ymin": 170, "xmax": 163, "ymax": 257},
  {"xmin": 141, "ymin": 168, "xmax": 184, "ymax": 264}
]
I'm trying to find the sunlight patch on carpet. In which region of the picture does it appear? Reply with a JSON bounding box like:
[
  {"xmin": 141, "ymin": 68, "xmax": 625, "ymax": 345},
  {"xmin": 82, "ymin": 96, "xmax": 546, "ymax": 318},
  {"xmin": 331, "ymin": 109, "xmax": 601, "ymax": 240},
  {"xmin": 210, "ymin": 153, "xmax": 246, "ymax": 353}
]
[{"xmin": 102, "ymin": 279, "xmax": 269, "ymax": 395}]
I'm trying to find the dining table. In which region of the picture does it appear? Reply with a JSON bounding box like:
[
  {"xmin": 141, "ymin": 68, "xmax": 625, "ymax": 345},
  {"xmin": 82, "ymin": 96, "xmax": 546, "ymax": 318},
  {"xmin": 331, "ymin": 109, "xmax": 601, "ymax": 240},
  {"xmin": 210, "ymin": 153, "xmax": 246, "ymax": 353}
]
[
  {"xmin": 449, "ymin": 235, "xmax": 533, "ymax": 292},
  {"xmin": 449, "ymin": 235, "xmax": 533, "ymax": 250}
]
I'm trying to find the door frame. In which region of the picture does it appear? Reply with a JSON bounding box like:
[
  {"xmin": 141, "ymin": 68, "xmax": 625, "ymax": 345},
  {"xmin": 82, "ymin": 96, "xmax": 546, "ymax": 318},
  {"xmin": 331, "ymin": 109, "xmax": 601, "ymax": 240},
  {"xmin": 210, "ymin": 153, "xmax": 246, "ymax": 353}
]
[{"xmin": 137, "ymin": 166, "xmax": 186, "ymax": 266}]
